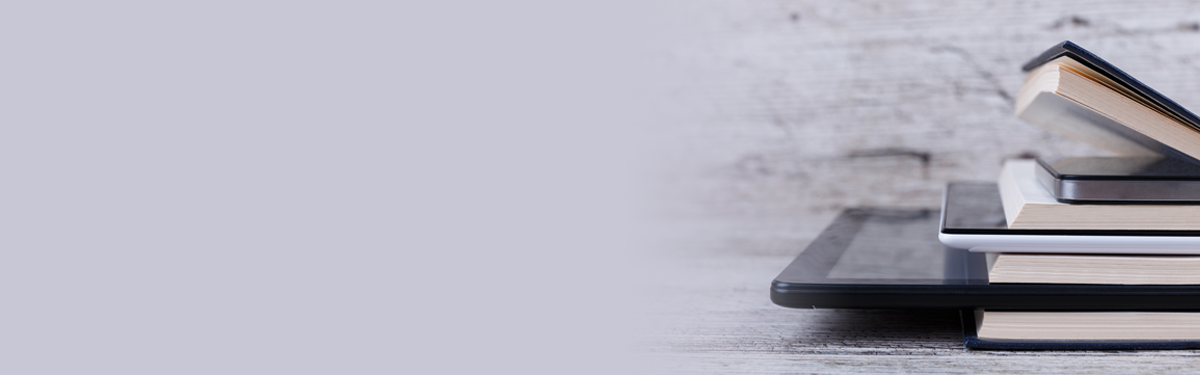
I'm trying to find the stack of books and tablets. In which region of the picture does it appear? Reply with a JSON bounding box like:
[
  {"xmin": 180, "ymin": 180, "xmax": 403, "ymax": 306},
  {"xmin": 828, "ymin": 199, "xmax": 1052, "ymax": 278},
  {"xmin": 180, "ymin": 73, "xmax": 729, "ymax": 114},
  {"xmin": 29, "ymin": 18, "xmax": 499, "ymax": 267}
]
[
  {"xmin": 770, "ymin": 41, "xmax": 1200, "ymax": 351},
  {"xmin": 970, "ymin": 41, "xmax": 1200, "ymax": 345}
]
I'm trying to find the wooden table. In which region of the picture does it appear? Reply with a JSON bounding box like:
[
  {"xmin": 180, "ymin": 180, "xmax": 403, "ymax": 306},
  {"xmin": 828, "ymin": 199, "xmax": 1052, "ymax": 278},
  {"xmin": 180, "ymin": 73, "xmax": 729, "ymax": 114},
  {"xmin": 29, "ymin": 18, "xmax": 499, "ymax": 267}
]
[{"xmin": 642, "ymin": 213, "xmax": 1200, "ymax": 373}]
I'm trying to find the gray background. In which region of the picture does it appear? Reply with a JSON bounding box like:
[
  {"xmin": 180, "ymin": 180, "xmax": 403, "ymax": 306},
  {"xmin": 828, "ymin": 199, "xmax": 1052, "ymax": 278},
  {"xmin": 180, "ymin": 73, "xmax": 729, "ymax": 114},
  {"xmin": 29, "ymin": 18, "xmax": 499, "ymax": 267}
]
[
  {"xmin": 11, "ymin": 0, "xmax": 1200, "ymax": 373},
  {"xmin": 0, "ymin": 1, "xmax": 648, "ymax": 374}
]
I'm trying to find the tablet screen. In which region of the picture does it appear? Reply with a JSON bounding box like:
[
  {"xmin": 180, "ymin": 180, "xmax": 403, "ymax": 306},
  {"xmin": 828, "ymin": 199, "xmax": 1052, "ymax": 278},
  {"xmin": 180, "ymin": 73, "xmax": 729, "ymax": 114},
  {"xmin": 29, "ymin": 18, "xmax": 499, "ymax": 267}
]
[
  {"xmin": 827, "ymin": 213, "xmax": 946, "ymax": 280},
  {"xmin": 774, "ymin": 208, "xmax": 988, "ymax": 285}
]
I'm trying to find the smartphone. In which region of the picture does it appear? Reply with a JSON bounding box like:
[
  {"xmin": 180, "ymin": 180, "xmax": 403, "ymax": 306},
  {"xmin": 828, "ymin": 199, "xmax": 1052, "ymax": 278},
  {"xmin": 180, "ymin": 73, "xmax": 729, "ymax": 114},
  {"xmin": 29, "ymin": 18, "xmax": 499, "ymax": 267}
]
[{"xmin": 1036, "ymin": 157, "xmax": 1200, "ymax": 202}]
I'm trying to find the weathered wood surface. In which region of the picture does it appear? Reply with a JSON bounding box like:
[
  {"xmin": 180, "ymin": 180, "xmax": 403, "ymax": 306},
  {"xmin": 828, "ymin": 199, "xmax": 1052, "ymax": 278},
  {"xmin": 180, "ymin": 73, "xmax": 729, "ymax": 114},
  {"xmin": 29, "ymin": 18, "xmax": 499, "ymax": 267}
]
[
  {"xmin": 642, "ymin": 215, "xmax": 1200, "ymax": 374},
  {"xmin": 647, "ymin": 1, "xmax": 1200, "ymax": 372}
]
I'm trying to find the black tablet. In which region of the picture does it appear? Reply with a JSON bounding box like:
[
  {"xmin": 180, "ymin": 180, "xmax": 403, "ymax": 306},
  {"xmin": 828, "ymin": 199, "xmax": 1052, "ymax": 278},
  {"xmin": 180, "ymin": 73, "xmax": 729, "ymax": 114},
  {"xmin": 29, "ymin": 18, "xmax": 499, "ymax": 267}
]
[{"xmin": 770, "ymin": 188, "xmax": 1200, "ymax": 310}]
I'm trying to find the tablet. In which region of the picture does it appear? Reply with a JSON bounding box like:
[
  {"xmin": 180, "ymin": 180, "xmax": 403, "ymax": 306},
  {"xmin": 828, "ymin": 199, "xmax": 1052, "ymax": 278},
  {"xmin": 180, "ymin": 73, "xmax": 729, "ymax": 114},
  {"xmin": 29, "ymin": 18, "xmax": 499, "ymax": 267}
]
[
  {"xmin": 938, "ymin": 182, "xmax": 1200, "ymax": 253},
  {"xmin": 770, "ymin": 203, "xmax": 1200, "ymax": 310}
]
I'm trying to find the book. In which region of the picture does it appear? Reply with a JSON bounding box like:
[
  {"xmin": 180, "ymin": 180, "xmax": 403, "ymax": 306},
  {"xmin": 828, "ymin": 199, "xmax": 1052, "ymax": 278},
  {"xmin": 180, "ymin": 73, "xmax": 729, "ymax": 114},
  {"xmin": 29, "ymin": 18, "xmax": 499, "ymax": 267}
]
[
  {"xmin": 987, "ymin": 252, "xmax": 1200, "ymax": 285},
  {"xmin": 1016, "ymin": 41, "xmax": 1200, "ymax": 162},
  {"xmin": 998, "ymin": 159, "xmax": 1200, "ymax": 230},
  {"xmin": 973, "ymin": 309, "xmax": 1200, "ymax": 342}
]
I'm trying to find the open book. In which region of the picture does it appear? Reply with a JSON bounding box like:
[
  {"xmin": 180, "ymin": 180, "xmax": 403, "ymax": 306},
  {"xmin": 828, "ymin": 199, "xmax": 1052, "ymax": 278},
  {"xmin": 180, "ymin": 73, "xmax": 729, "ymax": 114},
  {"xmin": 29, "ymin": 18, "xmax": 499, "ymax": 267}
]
[{"xmin": 1016, "ymin": 41, "xmax": 1200, "ymax": 162}]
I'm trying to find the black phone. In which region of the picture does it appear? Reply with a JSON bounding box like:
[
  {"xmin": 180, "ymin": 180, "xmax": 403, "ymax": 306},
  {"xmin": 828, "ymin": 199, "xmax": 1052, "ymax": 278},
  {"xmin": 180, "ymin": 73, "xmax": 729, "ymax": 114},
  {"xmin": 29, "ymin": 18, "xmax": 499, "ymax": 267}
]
[{"xmin": 1036, "ymin": 157, "xmax": 1200, "ymax": 202}]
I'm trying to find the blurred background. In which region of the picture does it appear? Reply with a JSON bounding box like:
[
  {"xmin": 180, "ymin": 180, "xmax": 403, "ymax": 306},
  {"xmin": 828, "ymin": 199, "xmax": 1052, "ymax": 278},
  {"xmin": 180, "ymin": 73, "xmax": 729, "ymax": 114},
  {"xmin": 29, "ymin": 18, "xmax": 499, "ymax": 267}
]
[{"xmin": 659, "ymin": 0, "xmax": 1200, "ymax": 220}]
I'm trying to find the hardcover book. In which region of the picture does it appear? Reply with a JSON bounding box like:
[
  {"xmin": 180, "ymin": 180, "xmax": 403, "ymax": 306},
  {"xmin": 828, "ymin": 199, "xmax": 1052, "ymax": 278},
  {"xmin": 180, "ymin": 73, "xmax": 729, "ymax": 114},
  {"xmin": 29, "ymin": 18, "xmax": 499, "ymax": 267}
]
[{"xmin": 963, "ymin": 309, "xmax": 1200, "ymax": 350}]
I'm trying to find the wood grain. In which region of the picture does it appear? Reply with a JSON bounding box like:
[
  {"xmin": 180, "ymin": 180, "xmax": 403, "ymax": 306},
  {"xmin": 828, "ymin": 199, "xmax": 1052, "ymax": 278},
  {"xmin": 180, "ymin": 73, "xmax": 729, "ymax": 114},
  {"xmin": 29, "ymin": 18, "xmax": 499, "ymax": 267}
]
[{"xmin": 641, "ymin": 215, "xmax": 1200, "ymax": 373}]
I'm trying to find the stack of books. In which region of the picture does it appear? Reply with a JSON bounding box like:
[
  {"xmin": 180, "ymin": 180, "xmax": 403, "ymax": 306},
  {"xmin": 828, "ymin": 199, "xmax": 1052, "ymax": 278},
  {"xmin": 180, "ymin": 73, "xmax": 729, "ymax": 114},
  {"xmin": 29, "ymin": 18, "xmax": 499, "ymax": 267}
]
[{"xmin": 971, "ymin": 41, "xmax": 1200, "ymax": 344}]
